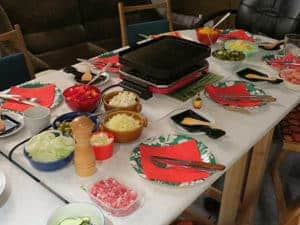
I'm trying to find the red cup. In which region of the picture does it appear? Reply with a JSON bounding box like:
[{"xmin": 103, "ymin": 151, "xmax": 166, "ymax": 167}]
[
  {"xmin": 91, "ymin": 131, "xmax": 114, "ymax": 160},
  {"xmin": 196, "ymin": 27, "xmax": 220, "ymax": 45}
]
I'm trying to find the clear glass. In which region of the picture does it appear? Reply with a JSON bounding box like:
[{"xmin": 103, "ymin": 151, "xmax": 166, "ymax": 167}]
[{"xmin": 284, "ymin": 34, "xmax": 300, "ymax": 55}]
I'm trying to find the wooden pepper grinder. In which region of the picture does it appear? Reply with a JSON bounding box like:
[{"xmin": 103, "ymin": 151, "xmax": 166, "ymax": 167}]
[{"xmin": 70, "ymin": 116, "xmax": 96, "ymax": 177}]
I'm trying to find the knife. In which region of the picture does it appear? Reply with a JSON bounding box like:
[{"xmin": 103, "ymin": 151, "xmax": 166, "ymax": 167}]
[
  {"xmin": 0, "ymin": 95, "xmax": 39, "ymax": 106},
  {"xmin": 221, "ymin": 94, "xmax": 276, "ymax": 102},
  {"xmin": 151, "ymin": 156, "xmax": 225, "ymax": 171}
]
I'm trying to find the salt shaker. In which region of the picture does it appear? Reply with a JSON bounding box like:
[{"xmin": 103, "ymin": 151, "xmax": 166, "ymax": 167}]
[{"xmin": 70, "ymin": 116, "xmax": 96, "ymax": 177}]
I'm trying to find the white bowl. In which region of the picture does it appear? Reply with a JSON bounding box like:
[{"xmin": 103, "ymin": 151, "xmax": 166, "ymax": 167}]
[
  {"xmin": 47, "ymin": 203, "xmax": 105, "ymax": 225},
  {"xmin": 211, "ymin": 56, "xmax": 244, "ymax": 71},
  {"xmin": 0, "ymin": 171, "xmax": 5, "ymax": 196}
]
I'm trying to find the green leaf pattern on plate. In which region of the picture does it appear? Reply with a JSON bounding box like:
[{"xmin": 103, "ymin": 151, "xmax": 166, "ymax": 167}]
[
  {"xmin": 130, "ymin": 134, "xmax": 216, "ymax": 187},
  {"xmin": 205, "ymin": 80, "xmax": 267, "ymax": 110},
  {"xmin": 0, "ymin": 82, "xmax": 63, "ymax": 112}
]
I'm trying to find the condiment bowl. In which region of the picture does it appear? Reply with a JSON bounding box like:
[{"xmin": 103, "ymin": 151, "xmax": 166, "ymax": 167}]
[
  {"xmin": 102, "ymin": 91, "xmax": 142, "ymax": 112},
  {"xmin": 101, "ymin": 110, "xmax": 147, "ymax": 143}
]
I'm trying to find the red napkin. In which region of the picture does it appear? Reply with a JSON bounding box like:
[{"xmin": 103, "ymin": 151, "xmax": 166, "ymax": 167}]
[
  {"xmin": 205, "ymin": 83, "xmax": 261, "ymax": 107},
  {"xmin": 91, "ymin": 55, "xmax": 120, "ymax": 72},
  {"xmin": 267, "ymin": 53, "xmax": 300, "ymax": 70},
  {"xmin": 140, "ymin": 140, "xmax": 209, "ymax": 183},
  {"xmin": 2, "ymin": 84, "xmax": 56, "ymax": 112},
  {"xmin": 220, "ymin": 29, "xmax": 255, "ymax": 42}
]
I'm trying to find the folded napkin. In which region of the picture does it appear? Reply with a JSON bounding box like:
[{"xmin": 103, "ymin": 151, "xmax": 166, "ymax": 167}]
[
  {"xmin": 2, "ymin": 84, "xmax": 56, "ymax": 112},
  {"xmin": 220, "ymin": 29, "xmax": 255, "ymax": 42},
  {"xmin": 205, "ymin": 83, "xmax": 261, "ymax": 107},
  {"xmin": 140, "ymin": 140, "xmax": 209, "ymax": 183},
  {"xmin": 92, "ymin": 55, "xmax": 120, "ymax": 72}
]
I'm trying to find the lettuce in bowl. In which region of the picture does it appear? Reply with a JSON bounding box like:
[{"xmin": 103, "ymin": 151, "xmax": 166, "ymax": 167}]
[{"xmin": 25, "ymin": 130, "xmax": 75, "ymax": 163}]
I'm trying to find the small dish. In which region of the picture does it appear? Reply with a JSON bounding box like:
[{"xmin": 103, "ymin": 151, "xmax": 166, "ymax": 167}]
[
  {"xmin": 47, "ymin": 203, "xmax": 105, "ymax": 225},
  {"xmin": 63, "ymin": 84, "xmax": 101, "ymax": 112},
  {"xmin": 236, "ymin": 68, "xmax": 283, "ymax": 84},
  {"xmin": 102, "ymin": 110, "xmax": 147, "ymax": 143},
  {"xmin": 88, "ymin": 178, "xmax": 140, "ymax": 217},
  {"xmin": 102, "ymin": 91, "xmax": 142, "ymax": 112},
  {"xmin": 91, "ymin": 131, "xmax": 114, "ymax": 160},
  {"xmin": 0, "ymin": 170, "xmax": 5, "ymax": 196},
  {"xmin": 170, "ymin": 109, "xmax": 213, "ymax": 133},
  {"xmin": 224, "ymin": 40, "xmax": 258, "ymax": 57},
  {"xmin": 211, "ymin": 49, "xmax": 245, "ymax": 71},
  {"xmin": 196, "ymin": 27, "xmax": 220, "ymax": 45},
  {"xmin": 0, "ymin": 111, "xmax": 24, "ymax": 138},
  {"xmin": 279, "ymin": 68, "xmax": 300, "ymax": 91},
  {"xmin": 170, "ymin": 109, "xmax": 225, "ymax": 139},
  {"xmin": 63, "ymin": 66, "xmax": 110, "ymax": 86},
  {"xmin": 53, "ymin": 112, "xmax": 100, "ymax": 136}
]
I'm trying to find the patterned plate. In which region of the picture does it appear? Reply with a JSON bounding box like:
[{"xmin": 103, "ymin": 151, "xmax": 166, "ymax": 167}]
[
  {"xmin": 0, "ymin": 82, "xmax": 63, "ymax": 111},
  {"xmin": 130, "ymin": 134, "xmax": 216, "ymax": 187},
  {"xmin": 262, "ymin": 53, "xmax": 300, "ymax": 71},
  {"xmin": 205, "ymin": 80, "xmax": 267, "ymax": 110}
]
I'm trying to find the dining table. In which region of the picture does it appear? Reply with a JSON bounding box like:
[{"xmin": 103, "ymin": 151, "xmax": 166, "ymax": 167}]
[
  {"xmin": 0, "ymin": 29, "xmax": 299, "ymax": 225},
  {"xmin": 0, "ymin": 153, "xmax": 65, "ymax": 224}
]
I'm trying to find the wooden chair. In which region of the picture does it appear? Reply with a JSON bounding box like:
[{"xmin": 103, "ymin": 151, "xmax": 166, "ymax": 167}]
[
  {"xmin": 118, "ymin": 0, "xmax": 174, "ymax": 46},
  {"xmin": 272, "ymin": 105, "xmax": 300, "ymax": 225},
  {"xmin": 0, "ymin": 24, "xmax": 34, "ymax": 79}
]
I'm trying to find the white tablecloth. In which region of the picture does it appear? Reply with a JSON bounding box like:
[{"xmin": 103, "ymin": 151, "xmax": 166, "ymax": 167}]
[{"xmin": 0, "ymin": 30, "xmax": 299, "ymax": 225}]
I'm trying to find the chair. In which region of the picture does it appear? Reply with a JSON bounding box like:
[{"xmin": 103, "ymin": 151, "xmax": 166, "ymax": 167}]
[
  {"xmin": 272, "ymin": 105, "xmax": 300, "ymax": 225},
  {"xmin": 118, "ymin": 0, "xmax": 174, "ymax": 46},
  {"xmin": 0, "ymin": 24, "xmax": 34, "ymax": 90},
  {"xmin": 195, "ymin": 0, "xmax": 300, "ymax": 39}
]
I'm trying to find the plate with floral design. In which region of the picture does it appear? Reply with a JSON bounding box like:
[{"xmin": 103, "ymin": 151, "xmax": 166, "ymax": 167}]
[
  {"xmin": 204, "ymin": 80, "xmax": 267, "ymax": 110},
  {"xmin": 0, "ymin": 82, "xmax": 63, "ymax": 112},
  {"xmin": 130, "ymin": 134, "xmax": 216, "ymax": 187}
]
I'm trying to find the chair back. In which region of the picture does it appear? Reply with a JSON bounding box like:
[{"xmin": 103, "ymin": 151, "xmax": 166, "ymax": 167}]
[
  {"xmin": 0, "ymin": 24, "xmax": 34, "ymax": 80},
  {"xmin": 118, "ymin": 0, "xmax": 173, "ymax": 46},
  {"xmin": 0, "ymin": 53, "xmax": 31, "ymax": 91},
  {"xmin": 127, "ymin": 19, "xmax": 169, "ymax": 44},
  {"xmin": 236, "ymin": 0, "xmax": 300, "ymax": 39}
]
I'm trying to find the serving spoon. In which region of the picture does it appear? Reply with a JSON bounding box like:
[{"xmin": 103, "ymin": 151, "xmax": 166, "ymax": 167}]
[
  {"xmin": 258, "ymin": 39, "xmax": 284, "ymax": 50},
  {"xmin": 245, "ymin": 73, "xmax": 283, "ymax": 84},
  {"xmin": 180, "ymin": 117, "xmax": 226, "ymax": 139}
]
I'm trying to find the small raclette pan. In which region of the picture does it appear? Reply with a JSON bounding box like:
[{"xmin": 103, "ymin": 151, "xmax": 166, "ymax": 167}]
[{"xmin": 119, "ymin": 36, "xmax": 211, "ymax": 85}]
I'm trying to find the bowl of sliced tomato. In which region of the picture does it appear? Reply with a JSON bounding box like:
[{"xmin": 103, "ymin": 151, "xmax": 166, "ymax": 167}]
[{"xmin": 63, "ymin": 84, "xmax": 101, "ymax": 112}]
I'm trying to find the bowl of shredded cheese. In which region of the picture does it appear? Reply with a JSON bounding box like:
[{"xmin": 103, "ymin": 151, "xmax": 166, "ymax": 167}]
[
  {"xmin": 103, "ymin": 91, "xmax": 142, "ymax": 112},
  {"xmin": 102, "ymin": 111, "xmax": 147, "ymax": 143}
]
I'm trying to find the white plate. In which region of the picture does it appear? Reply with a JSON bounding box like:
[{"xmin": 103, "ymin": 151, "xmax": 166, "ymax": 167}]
[
  {"xmin": 0, "ymin": 111, "xmax": 24, "ymax": 138},
  {"xmin": 0, "ymin": 171, "xmax": 6, "ymax": 196}
]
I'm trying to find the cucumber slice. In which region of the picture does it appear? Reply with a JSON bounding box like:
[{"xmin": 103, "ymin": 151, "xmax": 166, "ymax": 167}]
[{"xmin": 58, "ymin": 218, "xmax": 83, "ymax": 225}]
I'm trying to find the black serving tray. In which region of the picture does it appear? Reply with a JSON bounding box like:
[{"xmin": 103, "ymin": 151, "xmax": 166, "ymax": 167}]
[
  {"xmin": 119, "ymin": 36, "xmax": 210, "ymax": 85},
  {"xmin": 171, "ymin": 109, "xmax": 210, "ymax": 133}
]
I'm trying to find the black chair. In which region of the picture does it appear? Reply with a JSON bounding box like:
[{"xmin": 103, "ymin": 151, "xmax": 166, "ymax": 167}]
[
  {"xmin": 196, "ymin": 0, "xmax": 300, "ymax": 40},
  {"xmin": 0, "ymin": 53, "xmax": 31, "ymax": 91}
]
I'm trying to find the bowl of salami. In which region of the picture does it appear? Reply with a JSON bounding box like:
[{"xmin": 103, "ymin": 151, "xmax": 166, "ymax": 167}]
[
  {"xmin": 279, "ymin": 68, "xmax": 300, "ymax": 91},
  {"xmin": 88, "ymin": 178, "xmax": 140, "ymax": 217}
]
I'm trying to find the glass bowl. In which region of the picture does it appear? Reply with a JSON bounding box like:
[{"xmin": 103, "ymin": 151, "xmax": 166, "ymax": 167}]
[{"xmin": 88, "ymin": 178, "xmax": 141, "ymax": 217}]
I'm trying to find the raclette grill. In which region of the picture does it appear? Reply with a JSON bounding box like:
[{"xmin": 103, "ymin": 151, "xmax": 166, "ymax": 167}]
[{"xmin": 118, "ymin": 36, "xmax": 211, "ymax": 98}]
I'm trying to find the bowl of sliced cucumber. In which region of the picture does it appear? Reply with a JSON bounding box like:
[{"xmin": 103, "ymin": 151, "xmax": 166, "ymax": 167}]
[{"xmin": 47, "ymin": 203, "xmax": 105, "ymax": 225}]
